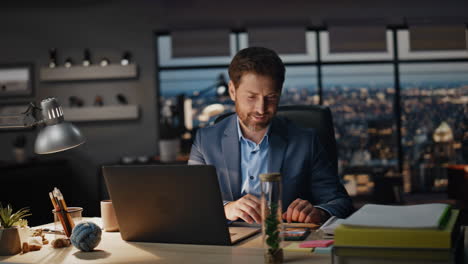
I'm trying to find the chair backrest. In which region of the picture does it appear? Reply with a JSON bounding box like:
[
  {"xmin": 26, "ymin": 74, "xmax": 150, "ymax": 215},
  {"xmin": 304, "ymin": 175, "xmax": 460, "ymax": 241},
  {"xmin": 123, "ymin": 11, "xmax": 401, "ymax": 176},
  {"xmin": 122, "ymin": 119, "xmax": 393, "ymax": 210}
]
[{"xmin": 214, "ymin": 105, "xmax": 338, "ymax": 172}]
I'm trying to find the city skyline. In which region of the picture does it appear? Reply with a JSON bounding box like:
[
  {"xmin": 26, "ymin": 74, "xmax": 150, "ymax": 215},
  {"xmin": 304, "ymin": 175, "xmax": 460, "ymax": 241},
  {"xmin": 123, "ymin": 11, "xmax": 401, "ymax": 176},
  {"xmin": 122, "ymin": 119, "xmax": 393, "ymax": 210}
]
[{"xmin": 159, "ymin": 63, "xmax": 468, "ymax": 192}]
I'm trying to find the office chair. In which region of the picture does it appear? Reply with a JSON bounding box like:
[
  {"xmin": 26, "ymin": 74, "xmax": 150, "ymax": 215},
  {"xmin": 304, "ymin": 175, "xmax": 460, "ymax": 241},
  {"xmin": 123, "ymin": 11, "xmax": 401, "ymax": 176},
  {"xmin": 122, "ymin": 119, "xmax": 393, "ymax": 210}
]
[{"xmin": 214, "ymin": 105, "xmax": 338, "ymax": 172}]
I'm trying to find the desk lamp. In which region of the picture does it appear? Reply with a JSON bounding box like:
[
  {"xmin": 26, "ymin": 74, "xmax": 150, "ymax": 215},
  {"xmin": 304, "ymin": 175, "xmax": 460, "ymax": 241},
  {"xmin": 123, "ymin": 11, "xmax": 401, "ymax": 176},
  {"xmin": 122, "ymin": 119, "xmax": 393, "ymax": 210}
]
[{"xmin": 0, "ymin": 97, "xmax": 85, "ymax": 154}]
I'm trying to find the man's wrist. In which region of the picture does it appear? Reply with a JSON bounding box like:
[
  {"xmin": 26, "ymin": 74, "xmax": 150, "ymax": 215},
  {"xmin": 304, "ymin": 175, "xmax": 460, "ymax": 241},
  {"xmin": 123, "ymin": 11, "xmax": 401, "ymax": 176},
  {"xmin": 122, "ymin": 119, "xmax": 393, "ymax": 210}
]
[{"xmin": 315, "ymin": 207, "xmax": 331, "ymax": 224}]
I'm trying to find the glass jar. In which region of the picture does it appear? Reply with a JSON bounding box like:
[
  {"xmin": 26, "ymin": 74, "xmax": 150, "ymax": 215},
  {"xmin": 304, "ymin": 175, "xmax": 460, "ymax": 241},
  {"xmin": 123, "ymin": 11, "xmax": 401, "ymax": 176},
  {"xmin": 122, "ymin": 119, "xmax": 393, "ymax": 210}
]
[
  {"xmin": 52, "ymin": 207, "xmax": 83, "ymax": 238},
  {"xmin": 260, "ymin": 173, "xmax": 283, "ymax": 264}
]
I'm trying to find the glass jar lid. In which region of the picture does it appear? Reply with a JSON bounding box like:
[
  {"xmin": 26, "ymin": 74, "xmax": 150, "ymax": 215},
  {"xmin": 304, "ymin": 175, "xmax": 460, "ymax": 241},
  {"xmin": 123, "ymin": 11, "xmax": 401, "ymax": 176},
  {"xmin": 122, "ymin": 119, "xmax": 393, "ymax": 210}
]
[{"xmin": 260, "ymin": 172, "xmax": 281, "ymax": 182}]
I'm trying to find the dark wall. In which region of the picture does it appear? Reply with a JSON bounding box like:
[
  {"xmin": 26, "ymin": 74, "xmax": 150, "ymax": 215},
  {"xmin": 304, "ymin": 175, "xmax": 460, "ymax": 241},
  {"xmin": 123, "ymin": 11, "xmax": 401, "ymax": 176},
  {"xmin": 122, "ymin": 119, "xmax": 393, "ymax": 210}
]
[
  {"xmin": 0, "ymin": 6, "xmax": 162, "ymax": 215},
  {"xmin": 0, "ymin": 1, "xmax": 467, "ymax": 216}
]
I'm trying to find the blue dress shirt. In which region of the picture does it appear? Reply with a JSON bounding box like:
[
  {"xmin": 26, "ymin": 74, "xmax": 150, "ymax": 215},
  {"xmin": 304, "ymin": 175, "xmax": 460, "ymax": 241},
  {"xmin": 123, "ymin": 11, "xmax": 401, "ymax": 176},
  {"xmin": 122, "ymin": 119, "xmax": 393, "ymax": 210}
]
[{"xmin": 237, "ymin": 118, "xmax": 270, "ymax": 198}]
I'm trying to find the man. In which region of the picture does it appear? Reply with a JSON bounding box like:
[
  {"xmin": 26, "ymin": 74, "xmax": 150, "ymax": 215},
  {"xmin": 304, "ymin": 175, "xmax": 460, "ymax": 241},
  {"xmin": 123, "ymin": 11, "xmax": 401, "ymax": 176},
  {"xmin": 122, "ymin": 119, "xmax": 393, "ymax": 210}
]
[{"xmin": 189, "ymin": 47, "xmax": 353, "ymax": 224}]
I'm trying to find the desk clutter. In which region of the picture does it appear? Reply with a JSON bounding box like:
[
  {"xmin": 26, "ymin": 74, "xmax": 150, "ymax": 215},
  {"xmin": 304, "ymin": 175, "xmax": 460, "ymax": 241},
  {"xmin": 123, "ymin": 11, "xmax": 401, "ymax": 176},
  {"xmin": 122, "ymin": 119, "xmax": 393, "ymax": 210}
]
[
  {"xmin": 48, "ymin": 187, "xmax": 102, "ymax": 252},
  {"xmin": 1, "ymin": 194, "xmax": 464, "ymax": 263},
  {"xmin": 0, "ymin": 187, "xmax": 104, "ymax": 256},
  {"xmin": 333, "ymin": 203, "xmax": 462, "ymax": 264}
]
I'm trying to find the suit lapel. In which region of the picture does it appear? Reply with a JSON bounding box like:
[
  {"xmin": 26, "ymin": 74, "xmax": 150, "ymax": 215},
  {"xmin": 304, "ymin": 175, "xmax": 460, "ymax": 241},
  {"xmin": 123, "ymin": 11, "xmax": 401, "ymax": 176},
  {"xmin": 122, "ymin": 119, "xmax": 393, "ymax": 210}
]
[
  {"xmin": 268, "ymin": 117, "xmax": 288, "ymax": 174},
  {"xmin": 221, "ymin": 116, "xmax": 241, "ymax": 200}
]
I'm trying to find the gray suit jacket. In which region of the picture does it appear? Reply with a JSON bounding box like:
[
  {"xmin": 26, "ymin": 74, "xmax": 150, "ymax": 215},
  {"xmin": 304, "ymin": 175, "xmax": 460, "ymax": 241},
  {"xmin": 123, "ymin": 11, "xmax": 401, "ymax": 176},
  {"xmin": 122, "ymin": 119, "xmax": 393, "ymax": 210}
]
[{"xmin": 188, "ymin": 114, "xmax": 353, "ymax": 218}]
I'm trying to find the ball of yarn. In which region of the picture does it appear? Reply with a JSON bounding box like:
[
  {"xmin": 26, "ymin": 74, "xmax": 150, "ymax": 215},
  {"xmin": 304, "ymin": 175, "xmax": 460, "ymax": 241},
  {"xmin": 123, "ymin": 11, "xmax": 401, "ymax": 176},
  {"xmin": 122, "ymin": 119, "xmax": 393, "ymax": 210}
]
[{"xmin": 70, "ymin": 222, "xmax": 102, "ymax": 252}]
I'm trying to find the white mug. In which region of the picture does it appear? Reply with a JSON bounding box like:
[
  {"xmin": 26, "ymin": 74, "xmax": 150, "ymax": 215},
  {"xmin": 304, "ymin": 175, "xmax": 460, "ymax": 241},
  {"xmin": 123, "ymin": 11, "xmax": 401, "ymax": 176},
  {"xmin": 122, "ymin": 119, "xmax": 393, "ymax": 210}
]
[
  {"xmin": 159, "ymin": 138, "xmax": 180, "ymax": 162},
  {"xmin": 100, "ymin": 200, "xmax": 119, "ymax": 232}
]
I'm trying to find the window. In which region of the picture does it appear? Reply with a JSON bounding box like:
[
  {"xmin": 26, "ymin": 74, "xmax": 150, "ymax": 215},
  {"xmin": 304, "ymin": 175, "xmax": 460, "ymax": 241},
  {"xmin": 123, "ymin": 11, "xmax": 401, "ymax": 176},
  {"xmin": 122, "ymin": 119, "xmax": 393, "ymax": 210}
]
[
  {"xmin": 156, "ymin": 28, "xmax": 468, "ymax": 194},
  {"xmin": 400, "ymin": 62, "xmax": 468, "ymax": 191},
  {"xmin": 281, "ymin": 66, "xmax": 319, "ymax": 105},
  {"xmin": 322, "ymin": 65, "xmax": 398, "ymax": 173},
  {"xmin": 159, "ymin": 68, "xmax": 232, "ymax": 130}
]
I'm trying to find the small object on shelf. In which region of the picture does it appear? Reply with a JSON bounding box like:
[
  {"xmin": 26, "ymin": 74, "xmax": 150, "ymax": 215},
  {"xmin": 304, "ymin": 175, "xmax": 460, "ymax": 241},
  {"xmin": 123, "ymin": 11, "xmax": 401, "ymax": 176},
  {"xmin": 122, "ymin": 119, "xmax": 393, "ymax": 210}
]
[
  {"xmin": 70, "ymin": 222, "xmax": 102, "ymax": 252},
  {"xmin": 48, "ymin": 48, "xmax": 57, "ymax": 68},
  {"xmin": 94, "ymin": 95, "xmax": 104, "ymax": 107},
  {"xmin": 121, "ymin": 51, "xmax": 131, "ymax": 66},
  {"xmin": 116, "ymin": 93, "xmax": 128, "ymax": 105},
  {"xmin": 64, "ymin": 57, "xmax": 73, "ymax": 68},
  {"xmin": 40, "ymin": 64, "xmax": 138, "ymax": 81},
  {"xmin": 99, "ymin": 58, "xmax": 110, "ymax": 66},
  {"xmin": 69, "ymin": 96, "xmax": 84, "ymax": 108},
  {"xmin": 62, "ymin": 105, "xmax": 139, "ymax": 122},
  {"xmin": 82, "ymin": 49, "xmax": 91, "ymax": 67},
  {"xmin": 121, "ymin": 156, "xmax": 136, "ymax": 164},
  {"xmin": 136, "ymin": 156, "xmax": 149, "ymax": 163}
]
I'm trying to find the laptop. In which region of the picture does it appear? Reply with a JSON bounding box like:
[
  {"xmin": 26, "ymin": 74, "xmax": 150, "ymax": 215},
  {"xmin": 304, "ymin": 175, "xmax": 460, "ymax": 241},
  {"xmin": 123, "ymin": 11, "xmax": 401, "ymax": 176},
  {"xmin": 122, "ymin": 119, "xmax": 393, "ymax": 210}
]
[{"xmin": 102, "ymin": 164, "xmax": 260, "ymax": 245}]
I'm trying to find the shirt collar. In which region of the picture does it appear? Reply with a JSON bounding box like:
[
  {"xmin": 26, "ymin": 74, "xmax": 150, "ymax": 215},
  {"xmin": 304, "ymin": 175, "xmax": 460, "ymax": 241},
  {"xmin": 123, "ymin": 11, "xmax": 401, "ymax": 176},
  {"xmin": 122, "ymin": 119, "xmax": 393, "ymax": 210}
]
[{"xmin": 236, "ymin": 117, "xmax": 271, "ymax": 145}]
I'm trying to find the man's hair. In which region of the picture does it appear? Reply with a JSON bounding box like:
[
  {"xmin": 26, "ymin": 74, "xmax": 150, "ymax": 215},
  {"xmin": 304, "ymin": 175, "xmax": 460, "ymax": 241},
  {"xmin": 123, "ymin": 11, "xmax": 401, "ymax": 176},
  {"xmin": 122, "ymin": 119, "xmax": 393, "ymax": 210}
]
[{"xmin": 228, "ymin": 47, "xmax": 285, "ymax": 90}]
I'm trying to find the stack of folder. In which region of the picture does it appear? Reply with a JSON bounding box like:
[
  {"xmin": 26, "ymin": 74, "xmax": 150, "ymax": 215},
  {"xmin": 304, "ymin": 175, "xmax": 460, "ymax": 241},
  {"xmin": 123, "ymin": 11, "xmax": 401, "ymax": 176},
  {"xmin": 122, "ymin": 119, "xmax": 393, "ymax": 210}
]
[{"xmin": 333, "ymin": 203, "xmax": 463, "ymax": 264}]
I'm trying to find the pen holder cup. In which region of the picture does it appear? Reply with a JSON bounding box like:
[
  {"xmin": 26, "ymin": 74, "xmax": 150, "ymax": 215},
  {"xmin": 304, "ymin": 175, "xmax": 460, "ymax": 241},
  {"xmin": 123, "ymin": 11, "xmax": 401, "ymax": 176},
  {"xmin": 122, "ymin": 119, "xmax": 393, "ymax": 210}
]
[{"xmin": 52, "ymin": 207, "xmax": 83, "ymax": 238}]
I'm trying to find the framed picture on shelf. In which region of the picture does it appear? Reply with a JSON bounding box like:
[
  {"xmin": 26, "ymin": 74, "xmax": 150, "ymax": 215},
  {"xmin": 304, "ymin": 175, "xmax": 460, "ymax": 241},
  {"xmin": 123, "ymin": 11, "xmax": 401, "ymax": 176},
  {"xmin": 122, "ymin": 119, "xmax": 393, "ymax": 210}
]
[
  {"xmin": 0, "ymin": 64, "xmax": 34, "ymax": 98},
  {"xmin": 0, "ymin": 102, "xmax": 34, "ymax": 131}
]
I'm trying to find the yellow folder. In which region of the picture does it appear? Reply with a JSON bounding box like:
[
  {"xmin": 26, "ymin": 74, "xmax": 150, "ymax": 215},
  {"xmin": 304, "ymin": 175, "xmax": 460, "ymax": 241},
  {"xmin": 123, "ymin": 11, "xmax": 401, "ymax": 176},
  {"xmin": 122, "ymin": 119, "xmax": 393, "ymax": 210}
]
[{"xmin": 334, "ymin": 210, "xmax": 459, "ymax": 249}]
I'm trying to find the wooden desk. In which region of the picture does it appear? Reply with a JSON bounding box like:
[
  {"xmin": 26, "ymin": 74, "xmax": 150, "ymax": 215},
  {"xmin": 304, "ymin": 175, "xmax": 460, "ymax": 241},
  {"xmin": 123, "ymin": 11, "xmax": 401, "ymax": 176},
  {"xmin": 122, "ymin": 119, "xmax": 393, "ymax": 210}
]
[{"xmin": 0, "ymin": 220, "xmax": 330, "ymax": 264}]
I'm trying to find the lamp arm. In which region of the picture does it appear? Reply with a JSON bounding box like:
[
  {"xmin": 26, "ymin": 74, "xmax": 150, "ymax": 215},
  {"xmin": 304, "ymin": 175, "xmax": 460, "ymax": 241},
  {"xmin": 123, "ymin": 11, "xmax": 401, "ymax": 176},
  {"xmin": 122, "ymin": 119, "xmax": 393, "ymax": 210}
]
[
  {"xmin": 0, "ymin": 102, "xmax": 44, "ymax": 129},
  {"xmin": 0, "ymin": 117, "xmax": 44, "ymax": 129},
  {"xmin": 0, "ymin": 123, "xmax": 31, "ymax": 129}
]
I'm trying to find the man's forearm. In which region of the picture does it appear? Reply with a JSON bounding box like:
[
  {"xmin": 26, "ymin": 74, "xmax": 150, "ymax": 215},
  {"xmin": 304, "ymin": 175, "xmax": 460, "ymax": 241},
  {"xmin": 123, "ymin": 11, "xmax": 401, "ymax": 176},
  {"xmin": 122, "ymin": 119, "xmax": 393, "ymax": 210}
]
[{"xmin": 315, "ymin": 196, "xmax": 353, "ymax": 219}]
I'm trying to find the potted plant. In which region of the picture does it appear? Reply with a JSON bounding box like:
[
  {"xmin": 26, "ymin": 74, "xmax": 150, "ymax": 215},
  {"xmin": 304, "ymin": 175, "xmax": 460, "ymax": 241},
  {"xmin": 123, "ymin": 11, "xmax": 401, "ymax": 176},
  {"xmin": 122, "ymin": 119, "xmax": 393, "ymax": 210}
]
[
  {"xmin": 0, "ymin": 204, "xmax": 31, "ymax": 255},
  {"xmin": 264, "ymin": 202, "xmax": 283, "ymax": 264},
  {"xmin": 14, "ymin": 219, "xmax": 31, "ymax": 245}
]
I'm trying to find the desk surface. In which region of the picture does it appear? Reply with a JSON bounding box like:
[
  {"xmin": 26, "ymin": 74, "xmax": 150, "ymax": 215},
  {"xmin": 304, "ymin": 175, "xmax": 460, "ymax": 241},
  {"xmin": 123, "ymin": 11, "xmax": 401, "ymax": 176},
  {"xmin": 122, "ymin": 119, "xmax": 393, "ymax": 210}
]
[{"xmin": 0, "ymin": 219, "xmax": 329, "ymax": 264}]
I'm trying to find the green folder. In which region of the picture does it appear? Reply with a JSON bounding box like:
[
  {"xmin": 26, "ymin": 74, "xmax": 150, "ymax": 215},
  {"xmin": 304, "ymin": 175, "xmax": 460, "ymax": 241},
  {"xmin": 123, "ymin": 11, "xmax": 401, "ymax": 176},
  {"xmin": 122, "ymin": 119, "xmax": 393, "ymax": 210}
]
[
  {"xmin": 334, "ymin": 210, "xmax": 459, "ymax": 249},
  {"xmin": 334, "ymin": 246, "xmax": 452, "ymax": 261}
]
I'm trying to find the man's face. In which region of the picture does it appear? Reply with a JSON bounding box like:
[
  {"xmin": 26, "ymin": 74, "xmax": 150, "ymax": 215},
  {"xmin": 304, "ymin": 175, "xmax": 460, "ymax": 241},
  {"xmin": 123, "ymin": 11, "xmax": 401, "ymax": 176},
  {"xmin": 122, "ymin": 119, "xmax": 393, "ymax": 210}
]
[{"xmin": 229, "ymin": 73, "xmax": 280, "ymax": 132}]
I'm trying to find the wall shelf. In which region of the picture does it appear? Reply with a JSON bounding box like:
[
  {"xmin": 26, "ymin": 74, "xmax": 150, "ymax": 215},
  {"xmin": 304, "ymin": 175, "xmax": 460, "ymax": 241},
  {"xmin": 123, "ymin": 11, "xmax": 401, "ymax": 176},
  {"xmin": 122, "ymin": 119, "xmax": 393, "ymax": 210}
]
[
  {"xmin": 40, "ymin": 64, "xmax": 138, "ymax": 81},
  {"xmin": 63, "ymin": 105, "xmax": 139, "ymax": 122}
]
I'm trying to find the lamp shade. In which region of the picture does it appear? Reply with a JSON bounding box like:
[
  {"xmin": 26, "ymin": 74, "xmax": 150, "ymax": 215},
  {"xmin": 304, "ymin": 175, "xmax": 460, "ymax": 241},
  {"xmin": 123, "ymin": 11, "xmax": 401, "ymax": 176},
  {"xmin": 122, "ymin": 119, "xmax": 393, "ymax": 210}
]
[
  {"xmin": 34, "ymin": 97, "xmax": 85, "ymax": 154},
  {"xmin": 35, "ymin": 122, "xmax": 85, "ymax": 154}
]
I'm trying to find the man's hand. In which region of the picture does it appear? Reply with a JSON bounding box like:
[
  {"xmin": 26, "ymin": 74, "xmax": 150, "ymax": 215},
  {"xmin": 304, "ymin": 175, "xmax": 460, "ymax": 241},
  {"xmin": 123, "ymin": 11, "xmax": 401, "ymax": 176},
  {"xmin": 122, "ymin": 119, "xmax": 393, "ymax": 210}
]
[
  {"xmin": 224, "ymin": 194, "xmax": 261, "ymax": 224},
  {"xmin": 282, "ymin": 198, "xmax": 329, "ymax": 224}
]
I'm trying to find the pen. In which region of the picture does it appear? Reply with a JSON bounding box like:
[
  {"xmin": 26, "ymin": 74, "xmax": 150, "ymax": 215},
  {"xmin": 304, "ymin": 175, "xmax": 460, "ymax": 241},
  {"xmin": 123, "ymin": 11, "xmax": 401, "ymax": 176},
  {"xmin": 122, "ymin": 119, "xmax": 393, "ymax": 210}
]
[
  {"xmin": 55, "ymin": 188, "xmax": 75, "ymax": 230},
  {"xmin": 49, "ymin": 192, "xmax": 71, "ymax": 237},
  {"xmin": 49, "ymin": 188, "xmax": 73, "ymax": 237},
  {"xmin": 283, "ymin": 223, "xmax": 320, "ymax": 228}
]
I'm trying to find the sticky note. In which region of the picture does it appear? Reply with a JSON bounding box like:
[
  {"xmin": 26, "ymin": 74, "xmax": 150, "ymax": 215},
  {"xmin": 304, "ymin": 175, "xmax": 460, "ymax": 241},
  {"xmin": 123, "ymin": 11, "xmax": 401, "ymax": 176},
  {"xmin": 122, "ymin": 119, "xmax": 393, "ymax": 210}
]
[
  {"xmin": 284, "ymin": 242, "xmax": 314, "ymax": 253},
  {"xmin": 299, "ymin": 240, "xmax": 334, "ymax": 248},
  {"xmin": 314, "ymin": 245, "xmax": 333, "ymax": 255}
]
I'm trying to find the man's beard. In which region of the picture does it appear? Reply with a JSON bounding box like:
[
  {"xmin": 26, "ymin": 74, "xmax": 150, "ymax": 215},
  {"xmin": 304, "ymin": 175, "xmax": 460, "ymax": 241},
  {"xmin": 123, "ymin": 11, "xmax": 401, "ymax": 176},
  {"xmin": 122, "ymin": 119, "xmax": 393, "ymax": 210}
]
[{"xmin": 237, "ymin": 108, "xmax": 273, "ymax": 132}]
